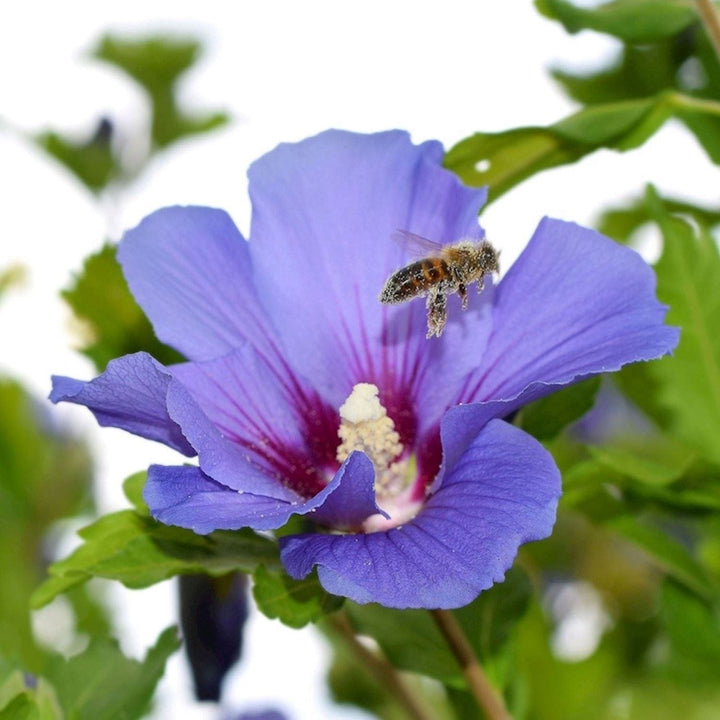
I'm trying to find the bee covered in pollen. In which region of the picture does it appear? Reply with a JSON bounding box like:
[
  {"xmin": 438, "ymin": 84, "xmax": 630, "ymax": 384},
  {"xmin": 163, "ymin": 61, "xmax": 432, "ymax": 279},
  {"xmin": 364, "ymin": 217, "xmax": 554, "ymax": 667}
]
[{"xmin": 379, "ymin": 230, "xmax": 500, "ymax": 338}]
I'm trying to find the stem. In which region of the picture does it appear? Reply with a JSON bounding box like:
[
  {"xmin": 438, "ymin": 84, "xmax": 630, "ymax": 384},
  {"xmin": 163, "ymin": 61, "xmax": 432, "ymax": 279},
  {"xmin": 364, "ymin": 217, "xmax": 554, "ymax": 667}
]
[
  {"xmin": 667, "ymin": 90, "xmax": 720, "ymax": 116},
  {"xmin": 326, "ymin": 613, "xmax": 434, "ymax": 720},
  {"xmin": 697, "ymin": 0, "xmax": 720, "ymax": 60},
  {"xmin": 431, "ymin": 609, "xmax": 512, "ymax": 720}
]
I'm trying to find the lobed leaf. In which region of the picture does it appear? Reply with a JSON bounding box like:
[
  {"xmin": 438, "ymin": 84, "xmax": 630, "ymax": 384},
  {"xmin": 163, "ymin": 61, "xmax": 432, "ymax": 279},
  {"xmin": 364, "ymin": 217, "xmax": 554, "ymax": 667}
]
[
  {"xmin": 44, "ymin": 626, "xmax": 179, "ymax": 720},
  {"xmin": 643, "ymin": 188, "xmax": 720, "ymax": 466},
  {"xmin": 31, "ymin": 510, "xmax": 280, "ymax": 608}
]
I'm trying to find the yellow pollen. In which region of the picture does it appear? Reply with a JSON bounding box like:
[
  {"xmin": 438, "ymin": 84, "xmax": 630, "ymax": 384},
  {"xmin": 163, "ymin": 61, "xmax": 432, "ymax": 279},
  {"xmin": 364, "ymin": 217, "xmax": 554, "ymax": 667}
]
[{"xmin": 336, "ymin": 383, "xmax": 403, "ymax": 486}]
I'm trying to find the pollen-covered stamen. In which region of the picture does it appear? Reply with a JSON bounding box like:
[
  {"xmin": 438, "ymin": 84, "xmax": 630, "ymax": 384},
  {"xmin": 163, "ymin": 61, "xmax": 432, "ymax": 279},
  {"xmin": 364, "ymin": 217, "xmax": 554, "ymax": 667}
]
[{"xmin": 336, "ymin": 383, "xmax": 405, "ymax": 495}]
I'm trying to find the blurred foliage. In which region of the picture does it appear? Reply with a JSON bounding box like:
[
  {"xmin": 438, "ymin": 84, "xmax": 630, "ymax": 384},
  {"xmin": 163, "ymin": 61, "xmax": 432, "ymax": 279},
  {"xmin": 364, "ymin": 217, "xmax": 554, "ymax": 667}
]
[
  {"xmin": 0, "ymin": 266, "xmax": 27, "ymax": 301},
  {"xmin": 344, "ymin": 567, "xmax": 531, "ymax": 694},
  {"xmin": 518, "ymin": 377, "xmax": 601, "ymax": 441},
  {"xmin": 36, "ymin": 119, "xmax": 115, "ymax": 193},
  {"xmin": 32, "ymin": 507, "xmax": 280, "ymax": 609},
  {"xmin": 33, "ymin": 34, "xmax": 229, "ymax": 194},
  {"xmin": 597, "ymin": 195, "xmax": 720, "ymax": 244},
  {"xmin": 93, "ymin": 35, "xmax": 229, "ymax": 149},
  {"xmin": 0, "ymin": 379, "xmax": 96, "ymax": 670},
  {"xmin": 640, "ymin": 188, "xmax": 720, "ymax": 464},
  {"xmin": 0, "ymin": 627, "xmax": 179, "ymax": 720},
  {"xmin": 536, "ymin": 0, "xmax": 697, "ymax": 43},
  {"xmin": 447, "ymin": 0, "xmax": 720, "ymax": 203},
  {"xmin": 62, "ymin": 244, "xmax": 183, "ymax": 372}
]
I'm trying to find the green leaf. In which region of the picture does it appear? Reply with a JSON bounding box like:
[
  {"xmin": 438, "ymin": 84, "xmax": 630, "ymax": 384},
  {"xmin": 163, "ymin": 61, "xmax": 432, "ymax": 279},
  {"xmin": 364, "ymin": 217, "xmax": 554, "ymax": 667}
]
[
  {"xmin": 609, "ymin": 515, "xmax": 717, "ymax": 599},
  {"xmin": 518, "ymin": 376, "xmax": 601, "ymax": 441},
  {"xmin": 344, "ymin": 603, "xmax": 459, "ymax": 687},
  {"xmin": 642, "ymin": 187, "xmax": 720, "ymax": 465},
  {"xmin": 597, "ymin": 196, "xmax": 720, "ymax": 245},
  {"xmin": 45, "ymin": 627, "xmax": 179, "ymax": 720},
  {"xmin": 31, "ymin": 511, "xmax": 280, "ymax": 608},
  {"xmin": 453, "ymin": 566, "xmax": 533, "ymax": 664},
  {"xmin": 323, "ymin": 618, "xmax": 453, "ymax": 720},
  {"xmin": 122, "ymin": 472, "xmax": 148, "ymax": 513},
  {"xmin": 92, "ymin": 35, "xmax": 229, "ymax": 149},
  {"xmin": 536, "ymin": 0, "xmax": 697, "ymax": 43},
  {"xmin": 658, "ymin": 580, "xmax": 720, "ymax": 684},
  {"xmin": 35, "ymin": 119, "xmax": 116, "ymax": 193},
  {"xmin": 552, "ymin": 34, "xmax": 690, "ymax": 106},
  {"xmin": 445, "ymin": 95, "xmax": 670, "ymax": 202},
  {"xmin": 0, "ymin": 380, "xmax": 94, "ymax": 669},
  {"xmin": 252, "ymin": 565, "xmax": 343, "ymax": 628},
  {"xmin": 62, "ymin": 244, "xmax": 183, "ymax": 371},
  {"xmin": 0, "ymin": 674, "xmax": 62, "ymax": 720},
  {"xmin": 0, "ymin": 695, "xmax": 36, "ymax": 720},
  {"xmin": 447, "ymin": 88, "xmax": 720, "ymax": 202},
  {"xmin": 588, "ymin": 436, "xmax": 696, "ymax": 486}
]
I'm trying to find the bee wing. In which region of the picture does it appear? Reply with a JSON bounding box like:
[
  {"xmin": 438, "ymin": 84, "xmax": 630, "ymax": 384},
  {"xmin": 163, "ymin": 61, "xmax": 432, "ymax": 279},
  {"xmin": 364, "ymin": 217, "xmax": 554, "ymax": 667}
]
[{"xmin": 391, "ymin": 229, "xmax": 445, "ymax": 259}]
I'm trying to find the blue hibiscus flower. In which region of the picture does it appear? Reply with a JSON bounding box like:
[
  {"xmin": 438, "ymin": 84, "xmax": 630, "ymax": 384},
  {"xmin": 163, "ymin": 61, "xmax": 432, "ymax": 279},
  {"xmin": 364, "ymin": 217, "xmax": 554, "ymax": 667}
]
[{"xmin": 51, "ymin": 130, "xmax": 678, "ymax": 609}]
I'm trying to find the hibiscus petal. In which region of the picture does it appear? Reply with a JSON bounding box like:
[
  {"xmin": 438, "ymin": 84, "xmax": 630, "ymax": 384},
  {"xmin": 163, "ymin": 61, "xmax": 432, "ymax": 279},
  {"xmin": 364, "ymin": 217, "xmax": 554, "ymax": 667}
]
[
  {"xmin": 145, "ymin": 465, "xmax": 301, "ymax": 533},
  {"xmin": 310, "ymin": 451, "xmax": 387, "ymax": 529},
  {"xmin": 49, "ymin": 352, "xmax": 194, "ymax": 455},
  {"xmin": 461, "ymin": 217, "xmax": 679, "ymax": 405},
  {"xmin": 118, "ymin": 206, "xmax": 278, "ymax": 363},
  {"xmin": 247, "ymin": 129, "xmax": 490, "ymax": 426},
  {"xmin": 145, "ymin": 452, "xmax": 383, "ymax": 534},
  {"xmin": 164, "ymin": 375, "xmax": 300, "ymax": 502},
  {"xmin": 280, "ymin": 419, "xmax": 560, "ymax": 609}
]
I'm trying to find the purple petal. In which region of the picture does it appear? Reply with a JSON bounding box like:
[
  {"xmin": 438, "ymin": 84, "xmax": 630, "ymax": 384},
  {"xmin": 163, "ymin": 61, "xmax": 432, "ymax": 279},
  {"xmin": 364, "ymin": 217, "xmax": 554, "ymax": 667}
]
[
  {"xmin": 280, "ymin": 419, "xmax": 560, "ymax": 609},
  {"xmin": 50, "ymin": 352, "xmax": 193, "ymax": 455},
  {"xmin": 166, "ymin": 344, "xmax": 341, "ymax": 501},
  {"xmin": 310, "ymin": 451, "xmax": 387, "ymax": 529},
  {"xmin": 145, "ymin": 465, "xmax": 301, "ymax": 533},
  {"xmin": 164, "ymin": 374, "xmax": 299, "ymax": 502},
  {"xmin": 247, "ymin": 130, "xmax": 490, "ymax": 430},
  {"xmin": 460, "ymin": 217, "xmax": 679, "ymax": 405},
  {"xmin": 118, "ymin": 206, "xmax": 278, "ymax": 363},
  {"xmin": 145, "ymin": 453, "xmax": 382, "ymax": 534}
]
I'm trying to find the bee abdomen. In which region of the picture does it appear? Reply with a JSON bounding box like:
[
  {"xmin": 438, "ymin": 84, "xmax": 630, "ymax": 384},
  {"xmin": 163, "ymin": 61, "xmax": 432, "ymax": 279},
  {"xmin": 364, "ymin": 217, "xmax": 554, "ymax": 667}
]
[{"xmin": 380, "ymin": 259, "xmax": 449, "ymax": 304}]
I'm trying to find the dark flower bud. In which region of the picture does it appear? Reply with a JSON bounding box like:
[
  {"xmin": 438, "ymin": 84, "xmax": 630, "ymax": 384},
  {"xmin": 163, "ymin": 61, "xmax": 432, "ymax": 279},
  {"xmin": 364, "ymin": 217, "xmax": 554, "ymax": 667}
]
[{"xmin": 179, "ymin": 572, "xmax": 248, "ymax": 701}]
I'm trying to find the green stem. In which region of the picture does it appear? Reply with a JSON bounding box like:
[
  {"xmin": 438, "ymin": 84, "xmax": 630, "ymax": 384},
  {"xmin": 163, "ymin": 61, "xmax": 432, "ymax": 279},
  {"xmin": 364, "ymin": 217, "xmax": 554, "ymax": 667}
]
[
  {"xmin": 326, "ymin": 612, "xmax": 434, "ymax": 720},
  {"xmin": 430, "ymin": 609, "xmax": 512, "ymax": 720},
  {"xmin": 696, "ymin": 0, "xmax": 720, "ymax": 61},
  {"xmin": 667, "ymin": 90, "xmax": 720, "ymax": 116}
]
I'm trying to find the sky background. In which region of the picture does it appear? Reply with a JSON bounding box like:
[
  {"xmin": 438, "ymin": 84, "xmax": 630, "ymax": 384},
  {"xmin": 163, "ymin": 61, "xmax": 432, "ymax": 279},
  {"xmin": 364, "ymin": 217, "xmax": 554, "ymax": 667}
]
[{"xmin": 2, "ymin": 2, "xmax": 720, "ymax": 718}]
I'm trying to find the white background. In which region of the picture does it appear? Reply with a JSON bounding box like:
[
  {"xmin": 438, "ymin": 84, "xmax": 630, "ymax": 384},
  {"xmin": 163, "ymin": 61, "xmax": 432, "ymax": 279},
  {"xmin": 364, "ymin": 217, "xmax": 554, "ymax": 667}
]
[{"xmin": 1, "ymin": 2, "xmax": 719, "ymax": 718}]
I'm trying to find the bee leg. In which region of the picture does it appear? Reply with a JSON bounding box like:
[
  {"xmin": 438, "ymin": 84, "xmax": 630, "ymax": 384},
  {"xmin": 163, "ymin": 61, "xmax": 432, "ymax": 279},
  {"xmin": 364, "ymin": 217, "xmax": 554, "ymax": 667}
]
[
  {"xmin": 426, "ymin": 289, "xmax": 447, "ymax": 338},
  {"xmin": 477, "ymin": 274, "xmax": 486, "ymax": 293},
  {"xmin": 458, "ymin": 283, "xmax": 468, "ymax": 310}
]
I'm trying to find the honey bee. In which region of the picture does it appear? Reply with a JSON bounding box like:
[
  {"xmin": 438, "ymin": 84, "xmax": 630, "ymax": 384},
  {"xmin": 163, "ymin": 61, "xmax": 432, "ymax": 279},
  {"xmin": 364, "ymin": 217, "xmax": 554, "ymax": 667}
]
[{"xmin": 379, "ymin": 230, "xmax": 499, "ymax": 338}]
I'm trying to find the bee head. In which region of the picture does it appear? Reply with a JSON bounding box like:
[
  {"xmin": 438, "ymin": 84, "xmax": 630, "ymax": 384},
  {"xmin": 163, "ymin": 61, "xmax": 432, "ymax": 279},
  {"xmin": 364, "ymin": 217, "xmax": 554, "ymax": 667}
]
[{"xmin": 479, "ymin": 241, "xmax": 500, "ymax": 274}]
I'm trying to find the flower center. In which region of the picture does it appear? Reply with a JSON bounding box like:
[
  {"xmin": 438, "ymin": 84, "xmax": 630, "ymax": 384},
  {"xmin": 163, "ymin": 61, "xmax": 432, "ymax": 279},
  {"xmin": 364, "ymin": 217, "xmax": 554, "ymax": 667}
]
[
  {"xmin": 336, "ymin": 383, "xmax": 406, "ymax": 496},
  {"xmin": 336, "ymin": 383, "xmax": 424, "ymax": 531}
]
